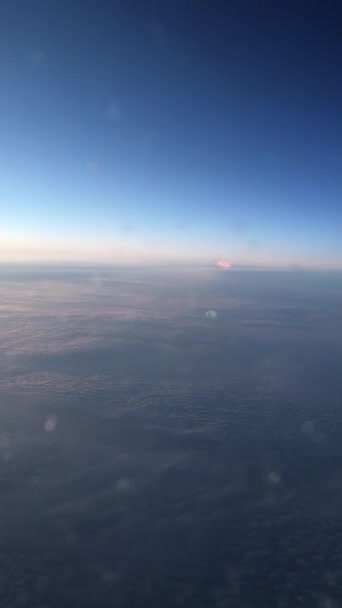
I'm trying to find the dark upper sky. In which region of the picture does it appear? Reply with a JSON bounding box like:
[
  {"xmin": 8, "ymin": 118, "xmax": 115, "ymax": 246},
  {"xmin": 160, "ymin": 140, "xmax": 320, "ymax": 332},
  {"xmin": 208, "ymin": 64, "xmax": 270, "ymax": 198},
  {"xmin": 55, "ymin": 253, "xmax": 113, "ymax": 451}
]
[{"xmin": 1, "ymin": 0, "xmax": 342, "ymax": 266}]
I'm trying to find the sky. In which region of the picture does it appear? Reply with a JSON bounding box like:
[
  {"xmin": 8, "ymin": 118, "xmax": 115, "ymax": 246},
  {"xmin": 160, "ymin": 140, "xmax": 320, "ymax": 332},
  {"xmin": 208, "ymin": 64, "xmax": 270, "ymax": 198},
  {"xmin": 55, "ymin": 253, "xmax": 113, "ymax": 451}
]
[{"xmin": 1, "ymin": 0, "xmax": 342, "ymax": 267}]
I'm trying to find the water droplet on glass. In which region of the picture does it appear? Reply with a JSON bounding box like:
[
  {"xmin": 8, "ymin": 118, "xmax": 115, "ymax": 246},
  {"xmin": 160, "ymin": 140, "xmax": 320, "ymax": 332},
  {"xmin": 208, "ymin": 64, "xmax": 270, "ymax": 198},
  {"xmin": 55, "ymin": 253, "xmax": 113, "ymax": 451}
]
[
  {"xmin": 0, "ymin": 434, "xmax": 10, "ymax": 449},
  {"xmin": 3, "ymin": 450, "xmax": 13, "ymax": 462},
  {"xmin": 267, "ymin": 471, "xmax": 281, "ymax": 486},
  {"xmin": 102, "ymin": 570, "xmax": 115, "ymax": 584},
  {"xmin": 44, "ymin": 415, "xmax": 57, "ymax": 432},
  {"xmin": 302, "ymin": 420, "xmax": 314, "ymax": 434},
  {"xmin": 116, "ymin": 478, "xmax": 131, "ymax": 491}
]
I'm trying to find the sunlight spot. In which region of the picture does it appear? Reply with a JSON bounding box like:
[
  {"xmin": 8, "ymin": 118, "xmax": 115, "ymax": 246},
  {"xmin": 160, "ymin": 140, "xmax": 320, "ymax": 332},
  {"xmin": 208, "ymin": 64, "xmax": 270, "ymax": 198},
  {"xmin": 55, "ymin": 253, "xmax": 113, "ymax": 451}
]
[{"xmin": 216, "ymin": 259, "xmax": 231, "ymax": 269}]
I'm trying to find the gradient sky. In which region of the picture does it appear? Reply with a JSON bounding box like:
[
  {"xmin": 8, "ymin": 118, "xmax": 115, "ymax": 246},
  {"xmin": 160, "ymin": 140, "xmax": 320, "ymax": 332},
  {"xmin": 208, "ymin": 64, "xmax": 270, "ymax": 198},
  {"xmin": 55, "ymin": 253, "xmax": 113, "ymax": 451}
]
[{"xmin": 1, "ymin": 1, "xmax": 342, "ymax": 266}]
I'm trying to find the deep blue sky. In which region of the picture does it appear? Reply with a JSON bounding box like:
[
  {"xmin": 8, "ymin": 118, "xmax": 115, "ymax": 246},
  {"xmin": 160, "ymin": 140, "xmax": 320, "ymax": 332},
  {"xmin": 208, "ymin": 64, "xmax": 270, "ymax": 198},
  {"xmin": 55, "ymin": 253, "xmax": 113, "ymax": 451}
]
[{"xmin": 1, "ymin": 0, "xmax": 342, "ymax": 266}]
